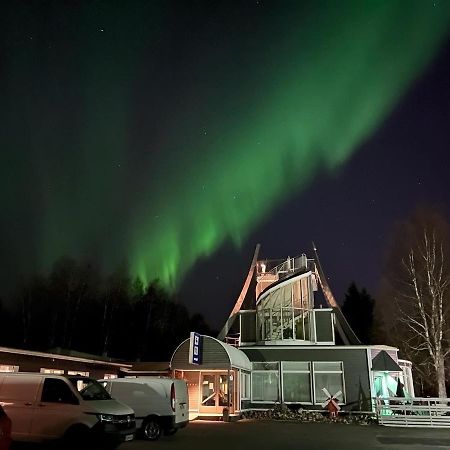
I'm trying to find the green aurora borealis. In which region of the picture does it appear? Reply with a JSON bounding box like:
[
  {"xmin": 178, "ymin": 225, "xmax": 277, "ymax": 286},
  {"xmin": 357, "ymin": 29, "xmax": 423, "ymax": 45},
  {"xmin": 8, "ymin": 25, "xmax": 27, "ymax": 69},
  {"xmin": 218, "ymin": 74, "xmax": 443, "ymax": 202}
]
[{"xmin": 2, "ymin": 1, "xmax": 450, "ymax": 290}]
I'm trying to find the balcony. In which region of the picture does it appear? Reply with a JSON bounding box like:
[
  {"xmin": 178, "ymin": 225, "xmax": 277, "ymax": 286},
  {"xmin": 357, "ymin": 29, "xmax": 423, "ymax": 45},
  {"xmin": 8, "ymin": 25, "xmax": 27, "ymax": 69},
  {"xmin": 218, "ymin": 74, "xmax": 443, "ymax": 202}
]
[{"xmin": 256, "ymin": 255, "xmax": 312, "ymax": 298}]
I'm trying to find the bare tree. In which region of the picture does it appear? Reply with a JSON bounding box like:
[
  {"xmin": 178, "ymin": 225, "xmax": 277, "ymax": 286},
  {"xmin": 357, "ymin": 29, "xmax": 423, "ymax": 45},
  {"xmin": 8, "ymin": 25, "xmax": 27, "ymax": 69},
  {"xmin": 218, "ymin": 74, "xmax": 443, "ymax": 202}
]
[
  {"xmin": 378, "ymin": 208, "xmax": 450, "ymax": 397},
  {"xmin": 395, "ymin": 230, "xmax": 450, "ymax": 398}
]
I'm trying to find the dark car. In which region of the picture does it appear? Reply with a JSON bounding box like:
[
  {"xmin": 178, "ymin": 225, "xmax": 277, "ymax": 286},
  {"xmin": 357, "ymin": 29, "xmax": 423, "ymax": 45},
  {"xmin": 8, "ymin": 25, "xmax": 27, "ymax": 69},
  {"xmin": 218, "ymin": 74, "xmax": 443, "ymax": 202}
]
[{"xmin": 0, "ymin": 404, "xmax": 11, "ymax": 450}]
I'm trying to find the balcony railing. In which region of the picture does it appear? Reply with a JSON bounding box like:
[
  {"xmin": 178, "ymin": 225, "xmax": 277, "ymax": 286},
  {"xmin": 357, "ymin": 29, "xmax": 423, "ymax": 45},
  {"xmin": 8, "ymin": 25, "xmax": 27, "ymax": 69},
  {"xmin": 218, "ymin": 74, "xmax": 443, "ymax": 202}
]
[
  {"xmin": 224, "ymin": 335, "xmax": 240, "ymax": 348},
  {"xmin": 257, "ymin": 255, "xmax": 311, "ymax": 282}
]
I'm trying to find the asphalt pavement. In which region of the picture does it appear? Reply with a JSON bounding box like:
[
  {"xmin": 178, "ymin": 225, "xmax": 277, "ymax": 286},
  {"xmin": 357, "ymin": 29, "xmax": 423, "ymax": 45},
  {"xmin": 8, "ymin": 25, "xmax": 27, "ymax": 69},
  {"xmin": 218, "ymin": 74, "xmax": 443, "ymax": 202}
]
[{"xmin": 120, "ymin": 419, "xmax": 450, "ymax": 450}]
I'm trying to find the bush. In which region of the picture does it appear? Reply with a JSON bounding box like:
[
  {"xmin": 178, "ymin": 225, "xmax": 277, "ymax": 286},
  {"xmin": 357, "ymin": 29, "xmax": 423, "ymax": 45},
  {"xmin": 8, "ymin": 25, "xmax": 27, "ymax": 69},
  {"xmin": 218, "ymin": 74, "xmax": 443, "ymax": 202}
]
[{"xmin": 241, "ymin": 403, "xmax": 377, "ymax": 425}]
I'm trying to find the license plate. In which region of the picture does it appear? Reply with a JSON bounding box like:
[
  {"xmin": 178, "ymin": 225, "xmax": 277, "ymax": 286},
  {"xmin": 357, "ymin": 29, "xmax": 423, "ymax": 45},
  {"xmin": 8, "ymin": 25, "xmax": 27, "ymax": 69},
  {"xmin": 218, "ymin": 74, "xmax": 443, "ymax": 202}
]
[{"xmin": 125, "ymin": 434, "xmax": 134, "ymax": 442}]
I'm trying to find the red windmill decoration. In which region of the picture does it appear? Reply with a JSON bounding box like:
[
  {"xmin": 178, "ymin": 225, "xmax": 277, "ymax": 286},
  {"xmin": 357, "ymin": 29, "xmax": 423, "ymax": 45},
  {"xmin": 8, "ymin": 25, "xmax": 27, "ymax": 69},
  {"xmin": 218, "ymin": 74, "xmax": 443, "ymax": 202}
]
[{"xmin": 321, "ymin": 388, "xmax": 342, "ymax": 418}]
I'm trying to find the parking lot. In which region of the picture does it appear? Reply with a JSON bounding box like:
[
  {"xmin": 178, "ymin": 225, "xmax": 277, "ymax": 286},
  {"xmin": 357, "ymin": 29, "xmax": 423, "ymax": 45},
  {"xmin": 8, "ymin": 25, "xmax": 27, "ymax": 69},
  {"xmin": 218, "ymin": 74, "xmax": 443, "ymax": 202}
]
[{"xmin": 120, "ymin": 420, "xmax": 450, "ymax": 450}]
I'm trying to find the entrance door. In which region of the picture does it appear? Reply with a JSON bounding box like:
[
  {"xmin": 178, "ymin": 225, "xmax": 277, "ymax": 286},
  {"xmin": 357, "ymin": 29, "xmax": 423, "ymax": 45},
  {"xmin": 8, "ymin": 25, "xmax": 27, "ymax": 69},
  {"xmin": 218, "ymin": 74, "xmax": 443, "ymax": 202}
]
[{"xmin": 199, "ymin": 373, "xmax": 232, "ymax": 414}]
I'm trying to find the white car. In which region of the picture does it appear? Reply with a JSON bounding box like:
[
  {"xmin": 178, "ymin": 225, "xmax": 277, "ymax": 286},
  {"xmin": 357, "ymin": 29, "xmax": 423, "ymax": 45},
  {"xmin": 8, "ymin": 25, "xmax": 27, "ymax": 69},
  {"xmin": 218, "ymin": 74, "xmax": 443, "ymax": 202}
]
[{"xmin": 99, "ymin": 377, "xmax": 188, "ymax": 440}]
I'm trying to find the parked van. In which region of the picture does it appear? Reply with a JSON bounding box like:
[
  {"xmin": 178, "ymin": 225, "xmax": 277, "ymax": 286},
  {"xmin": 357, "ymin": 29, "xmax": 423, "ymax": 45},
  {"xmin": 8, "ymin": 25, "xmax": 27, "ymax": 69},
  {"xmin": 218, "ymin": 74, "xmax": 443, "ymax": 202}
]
[
  {"xmin": 0, "ymin": 373, "xmax": 135, "ymax": 448},
  {"xmin": 99, "ymin": 377, "xmax": 188, "ymax": 440}
]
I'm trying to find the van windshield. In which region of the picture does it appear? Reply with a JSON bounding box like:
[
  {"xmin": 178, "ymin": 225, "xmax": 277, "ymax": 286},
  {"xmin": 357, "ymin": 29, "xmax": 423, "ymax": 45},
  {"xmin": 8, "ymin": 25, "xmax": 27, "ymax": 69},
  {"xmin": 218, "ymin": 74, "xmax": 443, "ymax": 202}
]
[{"xmin": 68, "ymin": 377, "xmax": 111, "ymax": 401}]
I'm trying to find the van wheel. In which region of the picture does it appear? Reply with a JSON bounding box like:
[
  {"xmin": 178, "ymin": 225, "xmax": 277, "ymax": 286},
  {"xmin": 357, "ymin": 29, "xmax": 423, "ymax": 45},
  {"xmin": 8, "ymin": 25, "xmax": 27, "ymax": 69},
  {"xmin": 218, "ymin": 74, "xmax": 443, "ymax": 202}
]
[
  {"xmin": 64, "ymin": 424, "xmax": 92, "ymax": 448},
  {"xmin": 142, "ymin": 417, "xmax": 162, "ymax": 441}
]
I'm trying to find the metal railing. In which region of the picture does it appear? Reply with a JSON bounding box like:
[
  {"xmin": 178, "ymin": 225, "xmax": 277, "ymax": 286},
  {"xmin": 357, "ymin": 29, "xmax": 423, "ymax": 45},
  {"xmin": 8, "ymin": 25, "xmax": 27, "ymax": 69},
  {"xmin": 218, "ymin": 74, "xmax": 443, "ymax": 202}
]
[
  {"xmin": 257, "ymin": 255, "xmax": 310, "ymax": 279},
  {"xmin": 224, "ymin": 336, "xmax": 240, "ymax": 348},
  {"xmin": 375, "ymin": 397, "xmax": 450, "ymax": 428}
]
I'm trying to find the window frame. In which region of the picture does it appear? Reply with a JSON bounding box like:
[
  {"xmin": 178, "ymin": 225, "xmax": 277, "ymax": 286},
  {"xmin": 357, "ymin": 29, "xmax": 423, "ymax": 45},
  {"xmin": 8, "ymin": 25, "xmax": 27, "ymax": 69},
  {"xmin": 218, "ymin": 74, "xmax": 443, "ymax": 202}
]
[
  {"xmin": 251, "ymin": 361, "xmax": 280, "ymax": 404},
  {"xmin": 281, "ymin": 361, "xmax": 313, "ymax": 405},
  {"xmin": 41, "ymin": 377, "xmax": 79, "ymax": 405},
  {"xmin": 240, "ymin": 371, "xmax": 251, "ymax": 400},
  {"xmin": 312, "ymin": 361, "xmax": 346, "ymax": 405}
]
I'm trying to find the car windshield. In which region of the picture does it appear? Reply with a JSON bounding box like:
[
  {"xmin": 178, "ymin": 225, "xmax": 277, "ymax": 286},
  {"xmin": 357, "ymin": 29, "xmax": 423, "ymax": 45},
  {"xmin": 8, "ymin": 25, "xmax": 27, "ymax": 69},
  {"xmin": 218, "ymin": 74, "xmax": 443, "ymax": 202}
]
[{"xmin": 68, "ymin": 377, "xmax": 111, "ymax": 401}]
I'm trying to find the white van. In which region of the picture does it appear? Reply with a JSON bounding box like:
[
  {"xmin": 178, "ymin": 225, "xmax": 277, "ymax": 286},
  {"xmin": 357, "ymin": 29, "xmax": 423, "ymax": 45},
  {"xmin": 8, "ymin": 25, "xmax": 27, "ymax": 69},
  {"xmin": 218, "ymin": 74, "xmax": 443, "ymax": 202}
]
[
  {"xmin": 100, "ymin": 377, "xmax": 188, "ymax": 440},
  {"xmin": 0, "ymin": 373, "xmax": 135, "ymax": 448}
]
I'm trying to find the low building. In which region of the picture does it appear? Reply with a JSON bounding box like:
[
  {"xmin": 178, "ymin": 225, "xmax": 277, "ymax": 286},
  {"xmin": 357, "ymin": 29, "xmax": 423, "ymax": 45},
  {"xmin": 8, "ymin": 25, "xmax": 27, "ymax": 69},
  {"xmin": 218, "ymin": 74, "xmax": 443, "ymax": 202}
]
[
  {"xmin": 0, "ymin": 346, "xmax": 131, "ymax": 379},
  {"xmin": 171, "ymin": 247, "xmax": 414, "ymax": 419}
]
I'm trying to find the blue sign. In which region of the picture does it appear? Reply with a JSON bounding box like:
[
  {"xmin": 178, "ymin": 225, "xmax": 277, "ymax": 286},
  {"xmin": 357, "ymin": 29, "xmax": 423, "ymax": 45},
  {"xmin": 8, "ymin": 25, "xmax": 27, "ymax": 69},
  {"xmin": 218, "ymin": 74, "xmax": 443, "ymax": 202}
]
[{"xmin": 189, "ymin": 332, "xmax": 203, "ymax": 365}]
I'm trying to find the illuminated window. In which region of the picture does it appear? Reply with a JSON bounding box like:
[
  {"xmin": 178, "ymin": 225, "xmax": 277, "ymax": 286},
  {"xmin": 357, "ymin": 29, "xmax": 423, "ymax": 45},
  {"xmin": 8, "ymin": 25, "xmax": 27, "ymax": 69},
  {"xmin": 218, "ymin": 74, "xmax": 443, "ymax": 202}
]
[
  {"xmin": 40, "ymin": 368, "xmax": 64, "ymax": 374},
  {"xmin": 0, "ymin": 365, "xmax": 19, "ymax": 373},
  {"xmin": 282, "ymin": 362, "xmax": 312, "ymax": 403},
  {"xmin": 67, "ymin": 371, "xmax": 90, "ymax": 377},
  {"xmin": 313, "ymin": 362, "xmax": 345, "ymax": 404},
  {"xmin": 251, "ymin": 362, "xmax": 279, "ymax": 402},
  {"xmin": 103, "ymin": 373, "xmax": 118, "ymax": 379},
  {"xmin": 257, "ymin": 275, "xmax": 313, "ymax": 341}
]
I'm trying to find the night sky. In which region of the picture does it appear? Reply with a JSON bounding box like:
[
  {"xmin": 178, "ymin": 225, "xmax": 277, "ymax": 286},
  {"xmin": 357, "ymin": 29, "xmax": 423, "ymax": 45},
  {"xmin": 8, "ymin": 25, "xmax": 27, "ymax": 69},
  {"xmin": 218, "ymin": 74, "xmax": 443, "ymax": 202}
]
[{"xmin": 2, "ymin": 1, "xmax": 450, "ymax": 329}]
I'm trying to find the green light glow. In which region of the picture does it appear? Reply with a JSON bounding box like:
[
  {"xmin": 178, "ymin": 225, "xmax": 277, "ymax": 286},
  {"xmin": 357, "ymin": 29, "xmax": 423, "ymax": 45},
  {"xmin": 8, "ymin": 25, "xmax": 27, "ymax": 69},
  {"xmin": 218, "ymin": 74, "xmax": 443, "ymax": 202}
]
[
  {"xmin": 129, "ymin": 1, "xmax": 450, "ymax": 287},
  {"xmin": 2, "ymin": 1, "xmax": 450, "ymax": 291}
]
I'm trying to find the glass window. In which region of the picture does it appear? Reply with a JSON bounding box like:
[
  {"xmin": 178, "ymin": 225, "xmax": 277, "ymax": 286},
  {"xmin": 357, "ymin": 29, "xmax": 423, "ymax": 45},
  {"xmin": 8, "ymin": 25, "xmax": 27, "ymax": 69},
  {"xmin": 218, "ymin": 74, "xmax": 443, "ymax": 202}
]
[
  {"xmin": 252, "ymin": 362, "xmax": 279, "ymax": 371},
  {"xmin": 241, "ymin": 372, "xmax": 250, "ymax": 399},
  {"xmin": 283, "ymin": 362, "xmax": 310, "ymax": 371},
  {"xmin": 201, "ymin": 374, "xmax": 215, "ymax": 406},
  {"xmin": 282, "ymin": 309, "xmax": 294, "ymax": 339},
  {"xmin": 41, "ymin": 378, "xmax": 78, "ymax": 404},
  {"xmin": 314, "ymin": 373, "xmax": 344, "ymax": 403},
  {"xmin": 314, "ymin": 362, "xmax": 342, "ymax": 372},
  {"xmin": 0, "ymin": 365, "xmax": 18, "ymax": 373},
  {"xmin": 283, "ymin": 372, "xmax": 311, "ymax": 403},
  {"xmin": 103, "ymin": 373, "xmax": 118, "ymax": 379},
  {"xmin": 218, "ymin": 374, "xmax": 228, "ymax": 407},
  {"xmin": 40, "ymin": 368, "xmax": 64, "ymax": 374},
  {"xmin": 313, "ymin": 362, "xmax": 345, "ymax": 404},
  {"xmin": 68, "ymin": 377, "xmax": 111, "ymax": 401},
  {"xmin": 300, "ymin": 277, "xmax": 310, "ymax": 309},
  {"xmin": 67, "ymin": 371, "xmax": 89, "ymax": 377},
  {"xmin": 263, "ymin": 310, "xmax": 271, "ymax": 340},
  {"xmin": 252, "ymin": 372, "xmax": 279, "ymax": 402},
  {"xmin": 271, "ymin": 309, "xmax": 282, "ymax": 340}
]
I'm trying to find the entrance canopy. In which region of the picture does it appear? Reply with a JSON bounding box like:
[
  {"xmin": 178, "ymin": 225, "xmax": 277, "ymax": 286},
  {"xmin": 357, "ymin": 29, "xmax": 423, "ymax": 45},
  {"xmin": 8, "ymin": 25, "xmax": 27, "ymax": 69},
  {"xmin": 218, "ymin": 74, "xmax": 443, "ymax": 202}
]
[{"xmin": 171, "ymin": 335, "xmax": 251, "ymax": 371}]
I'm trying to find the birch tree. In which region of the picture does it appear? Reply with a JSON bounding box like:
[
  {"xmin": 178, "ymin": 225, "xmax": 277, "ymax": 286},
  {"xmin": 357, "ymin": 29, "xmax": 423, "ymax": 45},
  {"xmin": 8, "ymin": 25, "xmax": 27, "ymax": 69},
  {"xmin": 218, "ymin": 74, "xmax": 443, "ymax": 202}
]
[
  {"xmin": 395, "ymin": 229, "xmax": 450, "ymax": 398},
  {"xmin": 379, "ymin": 209, "xmax": 450, "ymax": 397}
]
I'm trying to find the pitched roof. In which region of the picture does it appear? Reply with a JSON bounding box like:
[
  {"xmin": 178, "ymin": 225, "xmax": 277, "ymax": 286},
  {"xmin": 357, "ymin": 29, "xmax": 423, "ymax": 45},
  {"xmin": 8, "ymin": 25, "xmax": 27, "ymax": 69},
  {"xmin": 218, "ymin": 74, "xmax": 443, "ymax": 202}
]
[{"xmin": 372, "ymin": 350, "xmax": 402, "ymax": 372}]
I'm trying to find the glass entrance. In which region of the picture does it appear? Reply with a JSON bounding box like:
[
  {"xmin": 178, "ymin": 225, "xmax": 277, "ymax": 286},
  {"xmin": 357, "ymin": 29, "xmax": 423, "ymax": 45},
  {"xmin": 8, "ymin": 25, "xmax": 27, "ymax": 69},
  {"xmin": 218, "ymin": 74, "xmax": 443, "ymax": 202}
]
[{"xmin": 200, "ymin": 372, "xmax": 232, "ymax": 413}]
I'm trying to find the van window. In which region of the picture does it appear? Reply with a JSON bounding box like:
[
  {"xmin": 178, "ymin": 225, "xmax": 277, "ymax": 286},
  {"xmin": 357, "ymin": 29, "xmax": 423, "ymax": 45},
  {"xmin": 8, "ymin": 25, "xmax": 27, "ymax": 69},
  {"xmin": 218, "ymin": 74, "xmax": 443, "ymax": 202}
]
[
  {"xmin": 41, "ymin": 378, "xmax": 79, "ymax": 404},
  {"xmin": 68, "ymin": 377, "xmax": 111, "ymax": 401}
]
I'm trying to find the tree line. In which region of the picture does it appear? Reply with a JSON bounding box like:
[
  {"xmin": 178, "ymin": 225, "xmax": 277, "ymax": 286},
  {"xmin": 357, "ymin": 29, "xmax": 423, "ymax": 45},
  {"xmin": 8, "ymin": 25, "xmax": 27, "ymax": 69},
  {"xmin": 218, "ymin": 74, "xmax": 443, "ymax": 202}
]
[
  {"xmin": 0, "ymin": 258, "xmax": 214, "ymax": 361},
  {"xmin": 0, "ymin": 207, "xmax": 448, "ymax": 397}
]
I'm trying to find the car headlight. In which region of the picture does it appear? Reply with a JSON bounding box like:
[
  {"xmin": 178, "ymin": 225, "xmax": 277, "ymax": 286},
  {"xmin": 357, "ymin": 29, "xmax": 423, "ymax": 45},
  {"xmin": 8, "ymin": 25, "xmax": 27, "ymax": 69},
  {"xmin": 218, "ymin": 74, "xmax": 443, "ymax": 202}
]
[{"xmin": 97, "ymin": 414, "xmax": 114, "ymax": 423}]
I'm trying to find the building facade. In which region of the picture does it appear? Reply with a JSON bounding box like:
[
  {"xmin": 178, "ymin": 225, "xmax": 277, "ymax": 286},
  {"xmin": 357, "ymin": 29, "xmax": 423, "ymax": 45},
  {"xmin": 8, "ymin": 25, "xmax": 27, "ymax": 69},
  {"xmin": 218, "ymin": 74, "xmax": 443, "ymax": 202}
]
[
  {"xmin": 0, "ymin": 346, "xmax": 131, "ymax": 379},
  {"xmin": 171, "ymin": 249, "xmax": 414, "ymax": 419}
]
